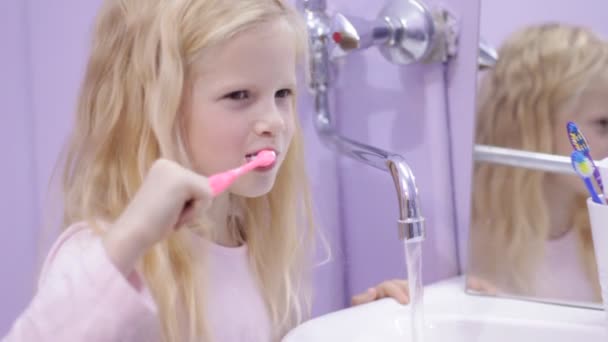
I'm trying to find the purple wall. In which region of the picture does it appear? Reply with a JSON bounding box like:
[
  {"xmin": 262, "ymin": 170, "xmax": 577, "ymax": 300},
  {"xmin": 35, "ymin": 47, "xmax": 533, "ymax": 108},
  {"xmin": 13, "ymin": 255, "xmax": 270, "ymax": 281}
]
[
  {"xmin": 481, "ymin": 0, "xmax": 608, "ymax": 46},
  {"xmin": 0, "ymin": 0, "xmax": 482, "ymax": 333},
  {"xmin": 0, "ymin": 0, "xmax": 103, "ymax": 334},
  {"xmin": 0, "ymin": 0, "xmax": 39, "ymax": 332},
  {"xmin": 455, "ymin": 0, "xmax": 608, "ymax": 272}
]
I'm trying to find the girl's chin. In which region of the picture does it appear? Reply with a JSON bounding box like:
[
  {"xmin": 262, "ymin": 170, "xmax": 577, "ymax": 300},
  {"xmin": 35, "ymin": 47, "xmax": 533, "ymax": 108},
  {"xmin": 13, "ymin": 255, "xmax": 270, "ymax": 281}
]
[{"xmin": 231, "ymin": 178, "xmax": 276, "ymax": 198}]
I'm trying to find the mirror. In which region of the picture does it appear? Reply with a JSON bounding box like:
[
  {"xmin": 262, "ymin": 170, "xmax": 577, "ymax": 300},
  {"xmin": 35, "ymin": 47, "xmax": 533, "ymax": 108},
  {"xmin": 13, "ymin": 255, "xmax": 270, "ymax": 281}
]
[{"xmin": 466, "ymin": 0, "xmax": 608, "ymax": 309}]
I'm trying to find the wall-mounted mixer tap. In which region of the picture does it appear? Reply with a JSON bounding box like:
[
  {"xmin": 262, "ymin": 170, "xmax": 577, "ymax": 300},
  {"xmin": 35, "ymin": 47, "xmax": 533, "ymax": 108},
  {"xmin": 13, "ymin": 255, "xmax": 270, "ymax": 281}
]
[{"xmin": 297, "ymin": 0, "xmax": 448, "ymax": 242}]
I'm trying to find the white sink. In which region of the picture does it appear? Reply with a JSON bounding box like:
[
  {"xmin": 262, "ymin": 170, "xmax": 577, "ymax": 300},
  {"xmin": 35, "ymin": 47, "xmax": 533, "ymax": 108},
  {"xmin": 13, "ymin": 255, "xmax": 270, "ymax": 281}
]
[{"xmin": 283, "ymin": 277, "xmax": 607, "ymax": 341}]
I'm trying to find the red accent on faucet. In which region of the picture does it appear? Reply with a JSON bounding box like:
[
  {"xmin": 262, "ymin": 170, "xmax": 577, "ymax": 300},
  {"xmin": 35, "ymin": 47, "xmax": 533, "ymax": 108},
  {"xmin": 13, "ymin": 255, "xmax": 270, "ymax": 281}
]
[{"xmin": 332, "ymin": 32, "xmax": 343, "ymax": 43}]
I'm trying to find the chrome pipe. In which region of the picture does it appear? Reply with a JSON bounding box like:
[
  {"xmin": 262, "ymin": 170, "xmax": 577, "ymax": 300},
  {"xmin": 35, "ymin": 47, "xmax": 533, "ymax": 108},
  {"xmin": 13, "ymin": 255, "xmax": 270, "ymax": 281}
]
[
  {"xmin": 474, "ymin": 144, "xmax": 574, "ymax": 174},
  {"xmin": 300, "ymin": 1, "xmax": 425, "ymax": 241}
]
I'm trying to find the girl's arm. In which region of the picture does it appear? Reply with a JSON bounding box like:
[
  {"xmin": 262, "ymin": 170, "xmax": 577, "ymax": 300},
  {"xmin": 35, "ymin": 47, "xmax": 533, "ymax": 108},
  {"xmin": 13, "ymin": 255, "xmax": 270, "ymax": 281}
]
[{"xmin": 2, "ymin": 224, "xmax": 159, "ymax": 342}]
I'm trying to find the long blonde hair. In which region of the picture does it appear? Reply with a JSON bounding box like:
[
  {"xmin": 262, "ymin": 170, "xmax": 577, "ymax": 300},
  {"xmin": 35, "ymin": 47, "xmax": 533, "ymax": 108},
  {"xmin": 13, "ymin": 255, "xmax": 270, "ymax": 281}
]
[
  {"xmin": 60, "ymin": 0, "xmax": 315, "ymax": 340},
  {"xmin": 471, "ymin": 23, "xmax": 607, "ymax": 298}
]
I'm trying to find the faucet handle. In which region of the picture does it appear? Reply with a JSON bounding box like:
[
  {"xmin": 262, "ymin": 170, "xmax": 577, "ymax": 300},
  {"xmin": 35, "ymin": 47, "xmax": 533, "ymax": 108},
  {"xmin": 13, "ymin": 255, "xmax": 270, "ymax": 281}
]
[
  {"xmin": 330, "ymin": 13, "xmax": 391, "ymax": 59},
  {"xmin": 329, "ymin": 0, "xmax": 449, "ymax": 65}
]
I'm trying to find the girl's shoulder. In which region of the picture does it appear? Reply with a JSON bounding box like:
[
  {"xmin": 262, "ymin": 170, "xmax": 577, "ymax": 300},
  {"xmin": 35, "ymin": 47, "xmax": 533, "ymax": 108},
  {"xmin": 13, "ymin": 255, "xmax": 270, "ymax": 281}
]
[{"xmin": 37, "ymin": 220, "xmax": 106, "ymax": 287}]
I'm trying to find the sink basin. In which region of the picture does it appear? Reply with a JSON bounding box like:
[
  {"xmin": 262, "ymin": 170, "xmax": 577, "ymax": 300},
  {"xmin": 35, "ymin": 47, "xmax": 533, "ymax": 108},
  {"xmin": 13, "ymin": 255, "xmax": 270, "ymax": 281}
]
[{"xmin": 283, "ymin": 277, "xmax": 607, "ymax": 341}]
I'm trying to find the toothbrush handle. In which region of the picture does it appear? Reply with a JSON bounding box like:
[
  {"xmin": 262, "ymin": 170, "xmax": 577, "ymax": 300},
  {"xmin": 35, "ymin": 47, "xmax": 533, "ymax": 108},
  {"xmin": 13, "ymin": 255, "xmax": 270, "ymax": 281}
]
[
  {"xmin": 208, "ymin": 171, "xmax": 238, "ymax": 196},
  {"xmin": 584, "ymin": 151, "xmax": 604, "ymax": 192},
  {"xmin": 585, "ymin": 178, "xmax": 603, "ymax": 204},
  {"xmin": 207, "ymin": 157, "xmax": 265, "ymax": 196},
  {"xmin": 592, "ymin": 166, "xmax": 604, "ymax": 193}
]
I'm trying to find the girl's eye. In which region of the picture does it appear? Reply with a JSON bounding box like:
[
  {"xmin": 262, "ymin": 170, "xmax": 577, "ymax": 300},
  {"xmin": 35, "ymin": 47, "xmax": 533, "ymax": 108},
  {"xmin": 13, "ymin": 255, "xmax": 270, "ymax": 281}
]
[
  {"xmin": 225, "ymin": 90, "xmax": 249, "ymax": 100},
  {"xmin": 275, "ymin": 89, "xmax": 293, "ymax": 98}
]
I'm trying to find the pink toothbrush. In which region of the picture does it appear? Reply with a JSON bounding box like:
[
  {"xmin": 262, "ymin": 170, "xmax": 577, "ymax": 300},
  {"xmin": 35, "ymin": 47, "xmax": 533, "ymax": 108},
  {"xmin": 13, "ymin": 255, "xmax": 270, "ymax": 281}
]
[{"xmin": 208, "ymin": 150, "xmax": 277, "ymax": 196}]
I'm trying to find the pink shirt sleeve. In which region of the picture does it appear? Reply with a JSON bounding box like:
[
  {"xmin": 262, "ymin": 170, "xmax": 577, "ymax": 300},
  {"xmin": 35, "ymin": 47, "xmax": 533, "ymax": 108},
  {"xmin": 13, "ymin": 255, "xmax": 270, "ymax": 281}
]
[{"xmin": 2, "ymin": 223, "xmax": 160, "ymax": 342}]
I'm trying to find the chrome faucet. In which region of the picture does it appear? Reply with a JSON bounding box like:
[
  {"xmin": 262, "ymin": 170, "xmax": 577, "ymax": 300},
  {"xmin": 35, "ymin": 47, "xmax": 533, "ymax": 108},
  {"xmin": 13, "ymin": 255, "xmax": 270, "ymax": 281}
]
[{"xmin": 299, "ymin": 0, "xmax": 433, "ymax": 242}]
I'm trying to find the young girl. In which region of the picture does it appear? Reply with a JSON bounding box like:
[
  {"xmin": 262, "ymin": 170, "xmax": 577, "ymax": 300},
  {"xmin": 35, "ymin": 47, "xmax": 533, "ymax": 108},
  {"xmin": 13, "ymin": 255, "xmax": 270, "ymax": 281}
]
[
  {"xmin": 3, "ymin": 0, "xmax": 408, "ymax": 341},
  {"xmin": 469, "ymin": 23, "xmax": 608, "ymax": 302}
]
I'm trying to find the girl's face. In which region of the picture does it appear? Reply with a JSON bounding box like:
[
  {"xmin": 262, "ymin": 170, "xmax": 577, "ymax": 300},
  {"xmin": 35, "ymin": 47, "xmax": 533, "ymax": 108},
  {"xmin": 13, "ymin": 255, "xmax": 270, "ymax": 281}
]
[
  {"xmin": 182, "ymin": 18, "xmax": 298, "ymax": 198},
  {"xmin": 552, "ymin": 84, "xmax": 608, "ymax": 196}
]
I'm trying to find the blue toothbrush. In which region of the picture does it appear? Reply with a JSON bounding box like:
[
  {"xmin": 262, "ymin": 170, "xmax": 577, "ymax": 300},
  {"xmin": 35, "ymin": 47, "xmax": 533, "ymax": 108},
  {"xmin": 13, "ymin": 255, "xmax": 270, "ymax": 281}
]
[
  {"xmin": 571, "ymin": 151, "xmax": 603, "ymax": 204},
  {"xmin": 566, "ymin": 121, "xmax": 604, "ymax": 193}
]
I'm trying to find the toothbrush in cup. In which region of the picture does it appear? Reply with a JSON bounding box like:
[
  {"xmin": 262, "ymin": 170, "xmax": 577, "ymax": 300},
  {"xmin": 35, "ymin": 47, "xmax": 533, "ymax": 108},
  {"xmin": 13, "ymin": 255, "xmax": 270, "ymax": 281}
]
[
  {"xmin": 571, "ymin": 150, "xmax": 604, "ymax": 204},
  {"xmin": 566, "ymin": 121, "xmax": 604, "ymax": 193}
]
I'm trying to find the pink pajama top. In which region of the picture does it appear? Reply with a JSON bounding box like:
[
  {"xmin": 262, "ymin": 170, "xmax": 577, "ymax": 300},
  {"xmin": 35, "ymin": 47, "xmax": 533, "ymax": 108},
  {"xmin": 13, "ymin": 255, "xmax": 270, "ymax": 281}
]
[{"xmin": 2, "ymin": 222, "xmax": 273, "ymax": 341}]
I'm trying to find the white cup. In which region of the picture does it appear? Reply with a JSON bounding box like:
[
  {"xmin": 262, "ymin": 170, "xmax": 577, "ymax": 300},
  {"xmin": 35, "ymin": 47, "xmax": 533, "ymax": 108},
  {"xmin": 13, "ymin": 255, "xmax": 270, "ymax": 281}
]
[
  {"xmin": 587, "ymin": 198, "xmax": 608, "ymax": 318},
  {"xmin": 588, "ymin": 158, "xmax": 608, "ymax": 322}
]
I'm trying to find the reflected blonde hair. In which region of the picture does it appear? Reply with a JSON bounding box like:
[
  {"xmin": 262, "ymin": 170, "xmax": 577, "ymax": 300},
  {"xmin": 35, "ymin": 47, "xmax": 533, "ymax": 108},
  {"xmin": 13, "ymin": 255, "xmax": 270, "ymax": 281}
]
[
  {"xmin": 471, "ymin": 23, "xmax": 608, "ymax": 299},
  {"xmin": 60, "ymin": 0, "xmax": 314, "ymax": 340}
]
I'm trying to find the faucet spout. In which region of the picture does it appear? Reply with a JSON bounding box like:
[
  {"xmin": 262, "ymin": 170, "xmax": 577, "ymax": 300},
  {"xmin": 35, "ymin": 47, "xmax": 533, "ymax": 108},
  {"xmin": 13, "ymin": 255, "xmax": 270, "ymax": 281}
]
[
  {"xmin": 302, "ymin": 1, "xmax": 425, "ymax": 242},
  {"xmin": 387, "ymin": 155, "xmax": 425, "ymax": 241}
]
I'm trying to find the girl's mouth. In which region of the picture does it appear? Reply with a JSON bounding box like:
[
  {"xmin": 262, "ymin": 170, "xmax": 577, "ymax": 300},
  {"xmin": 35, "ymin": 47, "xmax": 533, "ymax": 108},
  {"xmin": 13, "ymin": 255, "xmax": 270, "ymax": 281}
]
[{"xmin": 245, "ymin": 150, "xmax": 278, "ymax": 171}]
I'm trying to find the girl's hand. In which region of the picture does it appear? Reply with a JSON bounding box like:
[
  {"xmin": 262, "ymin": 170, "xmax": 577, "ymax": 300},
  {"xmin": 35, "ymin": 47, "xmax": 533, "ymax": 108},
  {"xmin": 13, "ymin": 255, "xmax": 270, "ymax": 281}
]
[
  {"xmin": 466, "ymin": 276, "xmax": 499, "ymax": 295},
  {"xmin": 103, "ymin": 159, "xmax": 213, "ymax": 275},
  {"xmin": 351, "ymin": 279, "xmax": 410, "ymax": 306}
]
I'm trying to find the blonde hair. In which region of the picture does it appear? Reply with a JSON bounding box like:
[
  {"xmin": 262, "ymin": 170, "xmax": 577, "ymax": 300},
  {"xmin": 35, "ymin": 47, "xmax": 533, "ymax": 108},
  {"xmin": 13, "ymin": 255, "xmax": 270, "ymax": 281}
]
[
  {"xmin": 60, "ymin": 0, "xmax": 314, "ymax": 340},
  {"xmin": 471, "ymin": 23, "xmax": 607, "ymax": 299}
]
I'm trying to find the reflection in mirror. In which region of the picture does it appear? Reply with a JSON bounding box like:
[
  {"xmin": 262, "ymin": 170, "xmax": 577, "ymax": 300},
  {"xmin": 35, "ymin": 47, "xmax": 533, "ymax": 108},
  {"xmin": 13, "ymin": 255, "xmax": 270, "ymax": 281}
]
[{"xmin": 467, "ymin": 18, "xmax": 608, "ymax": 308}]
